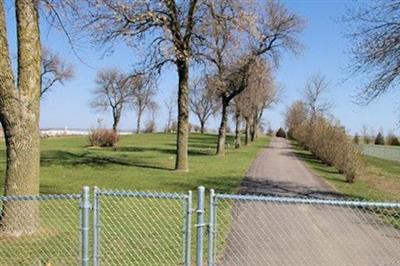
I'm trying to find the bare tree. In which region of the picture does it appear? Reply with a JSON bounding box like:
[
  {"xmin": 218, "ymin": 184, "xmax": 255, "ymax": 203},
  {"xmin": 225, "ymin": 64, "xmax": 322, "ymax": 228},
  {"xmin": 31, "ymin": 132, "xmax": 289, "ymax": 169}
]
[
  {"xmin": 303, "ymin": 74, "xmax": 331, "ymax": 125},
  {"xmin": 60, "ymin": 0, "xmax": 209, "ymax": 171},
  {"xmin": 91, "ymin": 69, "xmax": 132, "ymax": 132},
  {"xmin": 0, "ymin": 0, "xmax": 42, "ymax": 235},
  {"xmin": 233, "ymin": 60, "xmax": 278, "ymax": 146},
  {"xmin": 361, "ymin": 124, "xmax": 371, "ymax": 144},
  {"xmin": 40, "ymin": 47, "xmax": 74, "ymax": 98},
  {"xmin": 189, "ymin": 77, "xmax": 215, "ymax": 134},
  {"xmin": 203, "ymin": 1, "xmax": 304, "ymax": 155},
  {"xmin": 143, "ymin": 101, "xmax": 159, "ymax": 133},
  {"xmin": 131, "ymin": 76, "xmax": 157, "ymax": 134},
  {"xmin": 164, "ymin": 93, "xmax": 176, "ymax": 133},
  {"xmin": 345, "ymin": 1, "xmax": 400, "ymax": 105}
]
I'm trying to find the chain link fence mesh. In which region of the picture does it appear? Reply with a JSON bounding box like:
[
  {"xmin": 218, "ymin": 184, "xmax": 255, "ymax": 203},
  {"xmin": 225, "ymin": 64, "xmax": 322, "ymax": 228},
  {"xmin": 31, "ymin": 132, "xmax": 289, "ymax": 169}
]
[
  {"xmin": 213, "ymin": 194, "xmax": 400, "ymax": 266},
  {"xmin": 1, "ymin": 188, "xmax": 400, "ymax": 266},
  {"xmin": 0, "ymin": 194, "xmax": 81, "ymax": 266},
  {"xmin": 96, "ymin": 189, "xmax": 189, "ymax": 266}
]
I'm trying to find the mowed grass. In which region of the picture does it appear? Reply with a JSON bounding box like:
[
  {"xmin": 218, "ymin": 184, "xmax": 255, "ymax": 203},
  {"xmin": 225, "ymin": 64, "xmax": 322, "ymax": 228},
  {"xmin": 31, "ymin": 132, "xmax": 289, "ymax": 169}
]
[
  {"xmin": 0, "ymin": 133, "xmax": 269, "ymax": 265},
  {"xmin": 292, "ymin": 142, "xmax": 400, "ymax": 201},
  {"xmin": 0, "ymin": 133, "xmax": 269, "ymax": 195}
]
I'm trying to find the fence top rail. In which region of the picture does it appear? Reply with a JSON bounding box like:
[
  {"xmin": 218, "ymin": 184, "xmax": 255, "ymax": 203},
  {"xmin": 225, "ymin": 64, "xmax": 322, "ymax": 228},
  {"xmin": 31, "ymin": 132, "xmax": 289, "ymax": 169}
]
[
  {"xmin": 215, "ymin": 193, "xmax": 400, "ymax": 208},
  {"xmin": 0, "ymin": 193, "xmax": 82, "ymax": 202},
  {"xmin": 97, "ymin": 188, "xmax": 189, "ymax": 200}
]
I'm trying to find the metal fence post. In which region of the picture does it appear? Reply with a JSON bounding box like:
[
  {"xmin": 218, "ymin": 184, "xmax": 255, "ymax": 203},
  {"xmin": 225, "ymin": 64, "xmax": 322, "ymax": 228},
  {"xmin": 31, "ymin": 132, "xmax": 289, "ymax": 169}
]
[
  {"xmin": 207, "ymin": 189, "xmax": 216, "ymax": 266},
  {"xmin": 93, "ymin": 187, "xmax": 100, "ymax": 266},
  {"xmin": 81, "ymin": 186, "xmax": 90, "ymax": 266},
  {"xmin": 196, "ymin": 186, "xmax": 205, "ymax": 266},
  {"xmin": 183, "ymin": 190, "xmax": 193, "ymax": 266}
]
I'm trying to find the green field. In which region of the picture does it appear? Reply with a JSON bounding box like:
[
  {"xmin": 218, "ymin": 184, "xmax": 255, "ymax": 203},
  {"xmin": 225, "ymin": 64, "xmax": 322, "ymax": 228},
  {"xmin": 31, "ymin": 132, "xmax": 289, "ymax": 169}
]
[
  {"xmin": 292, "ymin": 142, "xmax": 400, "ymax": 201},
  {"xmin": 0, "ymin": 133, "xmax": 269, "ymax": 195}
]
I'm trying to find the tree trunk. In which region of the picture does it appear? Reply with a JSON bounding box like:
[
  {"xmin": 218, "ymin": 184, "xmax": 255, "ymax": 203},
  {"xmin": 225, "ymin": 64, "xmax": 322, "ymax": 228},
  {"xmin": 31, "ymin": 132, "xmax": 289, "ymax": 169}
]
[
  {"xmin": 0, "ymin": 0, "xmax": 41, "ymax": 236},
  {"xmin": 216, "ymin": 97, "xmax": 228, "ymax": 155},
  {"xmin": 200, "ymin": 121, "xmax": 205, "ymax": 134},
  {"xmin": 235, "ymin": 110, "xmax": 241, "ymax": 149},
  {"xmin": 136, "ymin": 110, "xmax": 142, "ymax": 134},
  {"xmin": 245, "ymin": 120, "xmax": 250, "ymax": 145},
  {"xmin": 175, "ymin": 59, "xmax": 189, "ymax": 171},
  {"xmin": 250, "ymin": 122, "xmax": 255, "ymax": 142},
  {"xmin": 112, "ymin": 113, "xmax": 120, "ymax": 132}
]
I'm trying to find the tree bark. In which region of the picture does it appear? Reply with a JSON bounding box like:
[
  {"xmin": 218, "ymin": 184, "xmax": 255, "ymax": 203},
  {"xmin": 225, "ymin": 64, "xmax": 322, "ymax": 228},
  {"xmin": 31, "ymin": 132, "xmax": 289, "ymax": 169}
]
[
  {"xmin": 250, "ymin": 122, "xmax": 256, "ymax": 142},
  {"xmin": 235, "ymin": 109, "xmax": 241, "ymax": 149},
  {"xmin": 0, "ymin": 0, "xmax": 41, "ymax": 236},
  {"xmin": 175, "ymin": 59, "xmax": 189, "ymax": 171},
  {"xmin": 200, "ymin": 120, "xmax": 205, "ymax": 134},
  {"xmin": 136, "ymin": 110, "xmax": 142, "ymax": 134},
  {"xmin": 112, "ymin": 112, "xmax": 120, "ymax": 132},
  {"xmin": 216, "ymin": 97, "xmax": 228, "ymax": 155},
  {"xmin": 245, "ymin": 120, "xmax": 250, "ymax": 145}
]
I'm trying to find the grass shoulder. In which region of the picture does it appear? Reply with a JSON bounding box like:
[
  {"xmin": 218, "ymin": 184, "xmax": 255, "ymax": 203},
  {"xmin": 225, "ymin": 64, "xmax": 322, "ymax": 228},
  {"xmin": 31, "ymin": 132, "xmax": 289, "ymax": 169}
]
[{"xmin": 291, "ymin": 141, "xmax": 400, "ymax": 201}]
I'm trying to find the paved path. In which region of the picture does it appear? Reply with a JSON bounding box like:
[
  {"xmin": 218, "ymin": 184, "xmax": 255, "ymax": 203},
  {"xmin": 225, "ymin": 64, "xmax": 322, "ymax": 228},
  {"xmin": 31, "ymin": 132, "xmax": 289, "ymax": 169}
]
[{"xmin": 216, "ymin": 138, "xmax": 400, "ymax": 266}]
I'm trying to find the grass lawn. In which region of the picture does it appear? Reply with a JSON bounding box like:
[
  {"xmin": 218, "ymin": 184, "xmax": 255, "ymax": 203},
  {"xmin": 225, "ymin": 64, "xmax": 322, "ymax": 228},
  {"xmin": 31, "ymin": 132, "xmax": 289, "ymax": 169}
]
[
  {"xmin": 0, "ymin": 133, "xmax": 269, "ymax": 265},
  {"xmin": 0, "ymin": 133, "xmax": 269, "ymax": 195},
  {"xmin": 292, "ymin": 142, "xmax": 400, "ymax": 201}
]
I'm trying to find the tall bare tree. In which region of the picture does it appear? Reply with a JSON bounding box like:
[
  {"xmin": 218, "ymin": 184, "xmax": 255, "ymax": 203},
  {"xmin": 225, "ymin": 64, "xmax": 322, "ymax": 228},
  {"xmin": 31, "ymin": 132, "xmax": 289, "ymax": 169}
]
[
  {"xmin": 61, "ymin": 0, "xmax": 208, "ymax": 171},
  {"xmin": 303, "ymin": 74, "xmax": 331, "ymax": 125},
  {"xmin": 164, "ymin": 93, "xmax": 176, "ymax": 133},
  {"xmin": 345, "ymin": 1, "xmax": 400, "ymax": 105},
  {"xmin": 233, "ymin": 60, "xmax": 277, "ymax": 146},
  {"xmin": 40, "ymin": 47, "xmax": 74, "ymax": 98},
  {"xmin": 91, "ymin": 69, "xmax": 132, "ymax": 132},
  {"xmin": 0, "ymin": 0, "xmax": 42, "ymax": 235},
  {"xmin": 189, "ymin": 77, "xmax": 215, "ymax": 134},
  {"xmin": 203, "ymin": 1, "xmax": 303, "ymax": 155},
  {"xmin": 131, "ymin": 76, "xmax": 157, "ymax": 134}
]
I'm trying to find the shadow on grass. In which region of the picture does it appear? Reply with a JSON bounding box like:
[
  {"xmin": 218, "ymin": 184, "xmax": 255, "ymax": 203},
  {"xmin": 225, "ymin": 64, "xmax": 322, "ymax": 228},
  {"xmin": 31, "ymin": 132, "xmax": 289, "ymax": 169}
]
[
  {"xmin": 117, "ymin": 146, "xmax": 215, "ymax": 156},
  {"xmin": 40, "ymin": 150, "xmax": 173, "ymax": 171}
]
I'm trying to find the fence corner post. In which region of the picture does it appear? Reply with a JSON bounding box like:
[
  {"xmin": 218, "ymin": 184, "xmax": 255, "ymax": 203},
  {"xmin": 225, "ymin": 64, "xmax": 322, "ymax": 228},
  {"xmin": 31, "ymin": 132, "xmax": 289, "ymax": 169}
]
[
  {"xmin": 93, "ymin": 186, "xmax": 100, "ymax": 266},
  {"xmin": 196, "ymin": 186, "xmax": 205, "ymax": 266},
  {"xmin": 81, "ymin": 186, "xmax": 90, "ymax": 266},
  {"xmin": 184, "ymin": 190, "xmax": 192, "ymax": 266},
  {"xmin": 207, "ymin": 189, "xmax": 215, "ymax": 266}
]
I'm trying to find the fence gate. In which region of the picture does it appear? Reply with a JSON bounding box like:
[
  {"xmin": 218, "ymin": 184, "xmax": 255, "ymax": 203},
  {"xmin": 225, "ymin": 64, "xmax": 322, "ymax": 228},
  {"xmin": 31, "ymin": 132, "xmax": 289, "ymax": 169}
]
[{"xmin": 93, "ymin": 187, "xmax": 192, "ymax": 266}]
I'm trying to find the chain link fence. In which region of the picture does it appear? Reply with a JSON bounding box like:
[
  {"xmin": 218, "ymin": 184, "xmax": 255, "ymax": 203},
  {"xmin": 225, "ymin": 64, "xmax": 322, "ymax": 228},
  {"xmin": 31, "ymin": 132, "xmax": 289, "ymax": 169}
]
[
  {"xmin": 94, "ymin": 188, "xmax": 191, "ymax": 266},
  {"xmin": 211, "ymin": 194, "xmax": 400, "ymax": 266},
  {"xmin": 0, "ymin": 193, "xmax": 82, "ymax": 265},
  {"xmin": 0, "ymin": 187, "xmax": 399, "ymax": 266}
]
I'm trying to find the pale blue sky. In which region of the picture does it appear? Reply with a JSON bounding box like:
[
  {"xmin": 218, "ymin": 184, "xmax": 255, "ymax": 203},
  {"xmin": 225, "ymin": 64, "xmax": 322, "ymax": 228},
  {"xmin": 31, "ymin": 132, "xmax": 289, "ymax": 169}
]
[{"xmin": 6, "ymin": 0, "xmax": 400, "ymax": 135}]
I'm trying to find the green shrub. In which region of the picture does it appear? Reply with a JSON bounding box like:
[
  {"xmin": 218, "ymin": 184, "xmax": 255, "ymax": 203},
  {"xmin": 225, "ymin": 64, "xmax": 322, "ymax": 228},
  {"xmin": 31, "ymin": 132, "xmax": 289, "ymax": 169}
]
[
  {"xmin": 276, "ymin": 128, "xmax": 287, "ymax": 138},
  {"xmin": 88, "ymin": 128, "xmax": 120, "ymax": 147},
  {"xmin": 374, "ymin": 132, "xmax": 385, "ymax": 145}
]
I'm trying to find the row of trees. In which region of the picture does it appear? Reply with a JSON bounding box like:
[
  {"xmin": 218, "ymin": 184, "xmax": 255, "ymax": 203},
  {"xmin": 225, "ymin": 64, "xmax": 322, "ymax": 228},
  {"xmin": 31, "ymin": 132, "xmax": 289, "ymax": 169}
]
[
  {"xmin": 0, "ymin": 0, "xmax": 303, "ymax": 234},
  {"xmin": 286, "ymin": 75, "xmax": 363, "ymax": 183},
  {"xmin": 354, "ymin": 132, "xmax": 400, "ymax": 146},
  {"xmin": 73, "ymin": 0, "xmax": 303, "ymax": 167}
]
